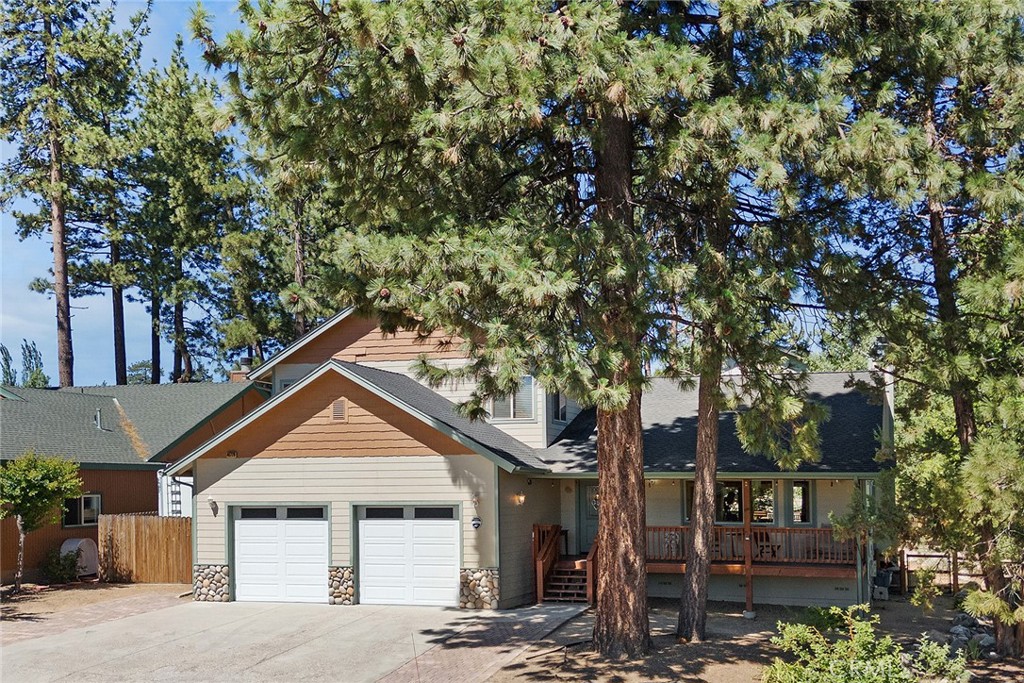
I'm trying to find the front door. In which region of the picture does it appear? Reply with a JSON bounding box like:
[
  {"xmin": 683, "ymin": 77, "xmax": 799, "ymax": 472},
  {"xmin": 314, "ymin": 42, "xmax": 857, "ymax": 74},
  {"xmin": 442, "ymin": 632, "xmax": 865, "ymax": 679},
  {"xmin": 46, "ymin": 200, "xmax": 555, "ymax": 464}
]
[{"xmin": 578, "ymin": 482, "xmax": 600, "ymax": 553}]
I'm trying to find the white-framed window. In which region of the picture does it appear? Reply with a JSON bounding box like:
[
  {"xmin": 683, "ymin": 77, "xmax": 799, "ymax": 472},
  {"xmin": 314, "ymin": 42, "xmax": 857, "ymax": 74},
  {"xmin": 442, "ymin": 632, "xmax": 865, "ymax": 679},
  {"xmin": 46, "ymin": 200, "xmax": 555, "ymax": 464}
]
[
  {"xmin": 551, "ymin": 392, "xmax": 568, "ymax": 423},
  {"xmin": 752, "ymin": 480, "xmax": 775, "ymax": 524},
  {"xmin": 491, "ymin": 376, "xmax": 535, "ymax": 420},
  {"xmin": 684, "ymin": 480, "xmax": 776, "ymax": 524},
  {"xmin": 63, "ymin": 493, "xmax": 101, "ymax": 527},
  {"xmin": 791, "ymin": 480, "xmax": 811, "ymax": 524}
]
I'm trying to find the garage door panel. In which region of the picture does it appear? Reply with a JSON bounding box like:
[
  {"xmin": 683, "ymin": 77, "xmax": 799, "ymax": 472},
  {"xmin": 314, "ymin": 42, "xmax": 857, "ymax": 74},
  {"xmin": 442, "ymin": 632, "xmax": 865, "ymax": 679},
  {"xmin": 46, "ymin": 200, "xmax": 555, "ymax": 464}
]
[
  {"xmin": 359, "ymin": 519, "xmax": 459, "ymax": 607},
  {"xmin": 411, "ymin": 523, "xmax": 457, "ymax": 541},
  {"xmin": 412, "ymin": 545, "xmax": 457, "ymax": 561},
  {"xmin": 234, "ymin": 515, "xmax": 328, "ymax": 604},
  {"xmin": 412, "ymin": 564, "xmax": 456, "ymax": 580}
]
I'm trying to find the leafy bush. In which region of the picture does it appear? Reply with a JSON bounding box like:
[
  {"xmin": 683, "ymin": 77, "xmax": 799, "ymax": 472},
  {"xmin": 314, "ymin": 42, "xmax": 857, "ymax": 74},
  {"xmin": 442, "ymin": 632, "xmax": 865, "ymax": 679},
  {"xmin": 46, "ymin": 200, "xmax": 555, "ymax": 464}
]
[
  {"xmin": 801, "ymin": 605, "xmax": 865, "ymax": 632},
  {"xmin": 763, "ymin": 605, "xmax": 968, "ymax": 683},
  {"xmin": 42, "ymin": 547, "xmax": 82, "ymax": 584}
]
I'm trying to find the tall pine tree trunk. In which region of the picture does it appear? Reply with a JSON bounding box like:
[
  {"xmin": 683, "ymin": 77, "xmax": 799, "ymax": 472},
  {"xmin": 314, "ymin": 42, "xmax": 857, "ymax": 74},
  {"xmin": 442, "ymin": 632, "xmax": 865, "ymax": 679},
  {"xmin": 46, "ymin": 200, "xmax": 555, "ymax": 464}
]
[
  {"xmin": 593, "ymin": 391, "xmax": 649, "ymax": 658},
  {"xmin": 923, "ymin": 107, "xmax": 1018, "ymax": 656},
  {"xmin": 45, "ymin": 15, "xmax": 73, "ymax": 388},
  {"xmin": 590, "ymin": 98, "xmax": 650, "ymax": 659},
  {"xmin": 150, "ymin": 290, "xmax": 162, "ymax": 383},
  {"xmin": 106, "ymin": 162, "xmax": 127, "ymax": 385},
  {"xmin": 293, "ymin": 199, "xmax": 307, "ymax": 337},
  {"xmin": 677, "ymin": 347, "xmax": 723, "ymax": 641}
]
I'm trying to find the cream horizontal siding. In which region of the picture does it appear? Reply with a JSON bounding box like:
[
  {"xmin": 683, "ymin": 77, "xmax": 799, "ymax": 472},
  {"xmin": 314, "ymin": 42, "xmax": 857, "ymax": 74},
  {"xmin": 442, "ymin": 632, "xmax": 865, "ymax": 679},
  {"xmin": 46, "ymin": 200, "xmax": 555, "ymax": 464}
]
[
  {"xmin": 195, "ymin": 455, "xmax": 497, "ymax": 569},
  {"xmin": 815, "ymin": 479, "xmax": 856, "ymax": 525},
  {"xmin": 497, "ymin": 472, "xmax": 561, "ymax": 608},
  {"xmin": 270, "ymin": 364, "xmax": 319, "ymax": 395},
  {"xmin": 362, "ymin": 360, "xmax": 549, "ymax": 449},
  {"xmin": 645, "ymin": 480, "xmax": 683, "ymax": 526}
]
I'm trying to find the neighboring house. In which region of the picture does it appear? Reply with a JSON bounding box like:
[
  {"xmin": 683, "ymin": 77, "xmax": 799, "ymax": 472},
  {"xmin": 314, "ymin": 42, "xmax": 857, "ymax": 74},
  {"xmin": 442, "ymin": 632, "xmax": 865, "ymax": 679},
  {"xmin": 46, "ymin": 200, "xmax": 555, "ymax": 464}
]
[
  {"xmin": 0, "ymin": 382, "xmax": 265, "ymax": 583},
  {"xmin": 165, "ymin": 310, "xmax": 892, "ymax": 611}
]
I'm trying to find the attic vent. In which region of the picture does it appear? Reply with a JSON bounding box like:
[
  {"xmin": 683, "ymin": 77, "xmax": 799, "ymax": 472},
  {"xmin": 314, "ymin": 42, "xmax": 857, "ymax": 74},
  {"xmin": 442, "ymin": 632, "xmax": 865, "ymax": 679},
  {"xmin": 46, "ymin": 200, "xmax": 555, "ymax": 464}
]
[{"xmin": 332, "ymin": 399, "xmax": 348, "ymax": 422}]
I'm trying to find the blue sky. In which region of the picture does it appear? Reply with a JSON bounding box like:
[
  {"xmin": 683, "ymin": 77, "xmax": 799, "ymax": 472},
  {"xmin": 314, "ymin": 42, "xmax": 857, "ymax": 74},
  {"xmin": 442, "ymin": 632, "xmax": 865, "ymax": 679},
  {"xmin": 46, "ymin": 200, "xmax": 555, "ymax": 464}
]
[{"xmin": 0, "ymin": 1, "xmax": 241, "ymax": 386}]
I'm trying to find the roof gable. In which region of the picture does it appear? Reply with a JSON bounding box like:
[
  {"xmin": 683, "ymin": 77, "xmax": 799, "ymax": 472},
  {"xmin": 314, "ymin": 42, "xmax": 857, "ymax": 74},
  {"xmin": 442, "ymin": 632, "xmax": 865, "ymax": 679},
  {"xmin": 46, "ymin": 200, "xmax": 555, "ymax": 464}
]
[
  {"xmin": 248, "ymin": 310, "xmax": 467, "ymax": 381},
  {"xmin": 169, "ymin": 361, "xmax": 545, "ymax": 475}
]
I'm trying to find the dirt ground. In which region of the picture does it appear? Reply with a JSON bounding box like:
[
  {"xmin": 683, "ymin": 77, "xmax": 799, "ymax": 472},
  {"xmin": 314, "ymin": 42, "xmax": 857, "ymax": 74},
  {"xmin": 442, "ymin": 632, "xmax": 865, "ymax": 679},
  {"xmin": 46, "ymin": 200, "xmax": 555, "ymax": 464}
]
[
  {"xmin": 1, "ymin": 580, "xmax": 189, "ymax": 619},
  {"xmin": 490, "ymin": 597, "xmax": 1024, "ymax": 683}
]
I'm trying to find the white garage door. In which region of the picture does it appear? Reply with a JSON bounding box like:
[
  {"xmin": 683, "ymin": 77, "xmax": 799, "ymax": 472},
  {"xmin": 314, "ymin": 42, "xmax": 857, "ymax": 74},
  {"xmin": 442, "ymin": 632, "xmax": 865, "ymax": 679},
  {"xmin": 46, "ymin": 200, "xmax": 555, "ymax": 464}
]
[
  {"xmin": 234, "ymin": 506, "xmax": 328, "ymax": 603},
  {"xmin": 358, "ymin": 506, "xmax": 460, "ymax": 606}
]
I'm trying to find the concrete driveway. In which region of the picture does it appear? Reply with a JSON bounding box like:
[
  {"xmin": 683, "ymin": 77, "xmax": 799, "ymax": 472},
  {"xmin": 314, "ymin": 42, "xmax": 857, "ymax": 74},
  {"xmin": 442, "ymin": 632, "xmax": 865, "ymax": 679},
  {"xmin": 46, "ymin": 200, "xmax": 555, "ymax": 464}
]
[{"xmin": 1, "ymin": 601, "xmax": 585, "ymax": 683}]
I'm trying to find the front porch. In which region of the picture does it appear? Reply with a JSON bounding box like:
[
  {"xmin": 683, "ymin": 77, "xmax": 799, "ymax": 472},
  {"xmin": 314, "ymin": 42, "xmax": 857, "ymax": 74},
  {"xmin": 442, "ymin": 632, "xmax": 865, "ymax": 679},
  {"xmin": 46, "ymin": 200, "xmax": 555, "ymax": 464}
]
[{"xmin": 533, "ymin": 523, "xmax": 859, "ymax": 608}]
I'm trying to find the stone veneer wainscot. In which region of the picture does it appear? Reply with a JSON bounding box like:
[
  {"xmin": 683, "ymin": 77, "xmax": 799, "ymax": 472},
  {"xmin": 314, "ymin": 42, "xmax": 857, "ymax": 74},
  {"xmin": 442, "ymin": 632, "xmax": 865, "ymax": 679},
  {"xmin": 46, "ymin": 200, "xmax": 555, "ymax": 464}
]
[
  {"xmin": 193, "ymin": 564, "xmax": 230, "ymax": 602},
  {"xmin": 328, "ymin": 566, "xmax": 355, "ymax": 605},
  {"xmin": 460, "ymin": 568, "xmax": 499, "ymax": 609}
]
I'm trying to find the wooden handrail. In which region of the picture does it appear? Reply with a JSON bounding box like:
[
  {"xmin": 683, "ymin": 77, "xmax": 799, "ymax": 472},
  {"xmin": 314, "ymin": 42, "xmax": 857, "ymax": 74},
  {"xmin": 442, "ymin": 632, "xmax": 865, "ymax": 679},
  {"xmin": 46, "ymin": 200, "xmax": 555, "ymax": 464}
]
[
  {"xmin": 585, "ymin": 539, "xmax": 598, "ymax": 605},
  {"xmin": 534, "ymin": 524, "xmax": 561, "ymax": 603}
]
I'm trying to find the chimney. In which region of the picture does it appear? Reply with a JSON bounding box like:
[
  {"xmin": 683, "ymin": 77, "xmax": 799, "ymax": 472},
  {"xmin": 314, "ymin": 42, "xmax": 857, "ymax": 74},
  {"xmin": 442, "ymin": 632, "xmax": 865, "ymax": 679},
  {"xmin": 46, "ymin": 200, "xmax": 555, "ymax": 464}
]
[{"xmin": 230, "ymin": 356, "xmax": 253, "ymax": 383}]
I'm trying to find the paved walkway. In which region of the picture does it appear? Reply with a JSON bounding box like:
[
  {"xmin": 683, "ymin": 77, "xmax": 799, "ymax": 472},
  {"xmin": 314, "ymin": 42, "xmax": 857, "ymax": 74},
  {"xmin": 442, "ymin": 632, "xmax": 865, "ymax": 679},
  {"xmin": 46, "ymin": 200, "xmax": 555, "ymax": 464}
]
[
  {"xmin": 1, "ymin": 591, "xmax": 186, "ymax": 646},
  {"xmin": 2, "ymin": 601, "xmax": 587, "ymax": 683},
  {"xmin": 378, "ymin": 604, "xmax": 587, "ymax": 683}
]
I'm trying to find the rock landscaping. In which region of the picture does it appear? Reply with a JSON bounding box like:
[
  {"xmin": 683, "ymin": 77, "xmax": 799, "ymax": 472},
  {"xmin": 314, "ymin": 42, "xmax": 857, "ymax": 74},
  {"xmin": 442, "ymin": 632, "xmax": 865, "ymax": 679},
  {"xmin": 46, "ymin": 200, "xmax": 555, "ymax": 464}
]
[{"xmin": 922, "ymin": 587, "xmax": 999, "ymax": 661}]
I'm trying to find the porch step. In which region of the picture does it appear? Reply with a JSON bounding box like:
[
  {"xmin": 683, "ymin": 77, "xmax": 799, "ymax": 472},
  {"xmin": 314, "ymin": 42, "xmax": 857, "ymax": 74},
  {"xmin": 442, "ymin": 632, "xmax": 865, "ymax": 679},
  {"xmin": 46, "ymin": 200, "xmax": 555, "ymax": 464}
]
[{"xmin": 543, "ymin": 567, "xmax": 588, "ymax": 603}]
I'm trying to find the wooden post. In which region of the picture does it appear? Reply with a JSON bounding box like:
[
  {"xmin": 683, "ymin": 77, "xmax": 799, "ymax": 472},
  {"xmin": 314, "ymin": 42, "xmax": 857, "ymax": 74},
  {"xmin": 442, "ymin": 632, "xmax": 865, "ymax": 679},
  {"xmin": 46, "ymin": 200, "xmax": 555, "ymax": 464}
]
[
  {"xmin": 951, "ymin": 551, "xmax": 959, "ymax": 594},
  {"xmin": 899, "ymin": 548, "xmax": 908, "ymax": 595},
  {"xmin": 742, "ymin": 479, "xmax": 754, "ymax": 614}
]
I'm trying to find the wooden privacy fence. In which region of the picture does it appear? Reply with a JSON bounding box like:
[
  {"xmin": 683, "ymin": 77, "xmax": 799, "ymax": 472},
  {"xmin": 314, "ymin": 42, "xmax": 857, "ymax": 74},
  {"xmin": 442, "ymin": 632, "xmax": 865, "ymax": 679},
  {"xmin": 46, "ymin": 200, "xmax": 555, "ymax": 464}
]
[{"xmin": 98, "ymin": 513, "xmax": 192, "ymax": 584}]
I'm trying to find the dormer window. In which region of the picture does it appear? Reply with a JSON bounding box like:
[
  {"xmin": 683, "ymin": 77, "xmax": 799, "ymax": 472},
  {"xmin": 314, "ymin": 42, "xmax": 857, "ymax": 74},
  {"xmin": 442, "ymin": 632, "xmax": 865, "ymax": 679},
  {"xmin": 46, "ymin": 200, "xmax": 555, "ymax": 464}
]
[{"xmin": 491, "ymin": 376, "xmax": 534, "ymax": 420}]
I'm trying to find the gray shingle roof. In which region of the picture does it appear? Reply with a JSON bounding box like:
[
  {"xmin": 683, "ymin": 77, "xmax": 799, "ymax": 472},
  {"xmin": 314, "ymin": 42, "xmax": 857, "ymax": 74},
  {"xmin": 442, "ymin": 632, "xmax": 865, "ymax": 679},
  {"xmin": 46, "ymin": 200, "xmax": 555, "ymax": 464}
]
[
  {"xmin": 1, "ymin": 382, "xmax": 260, "ymax": 467},
  {"xmin": 60, "ymin": 382, "xmax": 258, "ymax": 459},
  {"xmin": 539, "ymin": 372, "xmax": 885, "ymax": 475},
  {"xmin": 1, "ymin": 387, "xmax": 152, "ymax": 467},
  {"xmin": 337, "ymin": 361, "xmax": 548, "ymax": 471}
]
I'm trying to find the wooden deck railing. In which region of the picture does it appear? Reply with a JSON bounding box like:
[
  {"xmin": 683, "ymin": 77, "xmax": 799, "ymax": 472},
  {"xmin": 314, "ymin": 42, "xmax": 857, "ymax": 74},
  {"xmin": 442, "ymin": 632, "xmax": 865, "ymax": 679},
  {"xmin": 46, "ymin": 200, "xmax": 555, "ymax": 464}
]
[
  {"xmin": 533, "ymin": 524, "xmax": 562, "ymax": 603},
  {"xmin": 645, "ymin": 525, "xmax": 855, "ymax": 565}
]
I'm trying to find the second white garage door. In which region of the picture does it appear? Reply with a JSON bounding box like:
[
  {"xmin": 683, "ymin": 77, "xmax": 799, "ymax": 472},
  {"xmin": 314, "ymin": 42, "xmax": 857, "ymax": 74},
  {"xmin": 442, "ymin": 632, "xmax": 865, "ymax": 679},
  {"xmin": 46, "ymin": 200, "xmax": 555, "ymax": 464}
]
[
  {"xmin": 358, "ymin": 508, "xmax": 460, "ymax": 606},
  {"xmin": 234, "ymin": 506, "xmax": 329, "ymax": 603}
]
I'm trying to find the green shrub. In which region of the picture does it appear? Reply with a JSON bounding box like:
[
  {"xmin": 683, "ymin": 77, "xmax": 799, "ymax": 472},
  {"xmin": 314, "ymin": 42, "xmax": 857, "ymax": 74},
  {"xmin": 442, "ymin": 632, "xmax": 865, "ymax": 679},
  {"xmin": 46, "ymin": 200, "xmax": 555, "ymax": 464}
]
[
  {"xmin": 42, "ymin": 547, "xmax": 82, "ymax": 584},
  {"xmin": 910, "ymin": 568, "xmax": 942, "ymax": 611},
  {"xmin": 763, "ymin": 605, "xmax": 968, "ymax": 683}
]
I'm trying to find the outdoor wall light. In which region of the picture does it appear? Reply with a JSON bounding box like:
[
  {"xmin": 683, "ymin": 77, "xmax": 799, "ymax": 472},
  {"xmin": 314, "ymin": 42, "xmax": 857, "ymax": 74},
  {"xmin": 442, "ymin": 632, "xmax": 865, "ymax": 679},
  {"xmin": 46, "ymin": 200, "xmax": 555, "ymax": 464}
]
[
  {"xmin": 207, "ymin": 496, "xmax": 219, "ymax": 516},
  {"xmin": 513, "ymin": 492, "xmax": 526, "ymax": 506}
]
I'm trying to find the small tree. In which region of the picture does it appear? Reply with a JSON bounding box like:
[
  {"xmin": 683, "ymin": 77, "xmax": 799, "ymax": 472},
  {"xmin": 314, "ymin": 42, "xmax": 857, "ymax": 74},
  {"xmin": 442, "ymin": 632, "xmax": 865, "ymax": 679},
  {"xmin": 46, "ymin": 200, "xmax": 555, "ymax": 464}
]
[{"xmin": 0, "ymin": 452, "xmax": 82, "ymax": 591}]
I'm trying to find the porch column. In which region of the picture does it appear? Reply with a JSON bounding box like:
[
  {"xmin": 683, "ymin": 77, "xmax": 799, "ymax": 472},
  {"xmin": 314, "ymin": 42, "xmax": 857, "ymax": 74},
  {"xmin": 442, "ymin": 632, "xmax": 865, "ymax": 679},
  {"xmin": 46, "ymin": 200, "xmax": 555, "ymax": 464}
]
[{"xmin": 742, "ymin": 479, "xmax": 754, "ymax": 617}]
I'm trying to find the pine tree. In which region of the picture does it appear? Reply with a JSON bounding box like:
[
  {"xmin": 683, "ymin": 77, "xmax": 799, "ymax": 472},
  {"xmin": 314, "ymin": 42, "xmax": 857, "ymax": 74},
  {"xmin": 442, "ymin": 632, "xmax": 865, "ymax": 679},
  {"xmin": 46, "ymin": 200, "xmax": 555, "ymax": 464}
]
[
  {"xmin": 827, "ymin": 0, "xmax": 1024, "ymax": 656},
  {"xmin": 1, "ymin": 0, "xmax": 143, "ymax": 387},
  {"xmin": 197, "ymin": 0, "xmax": 855, "ymax": 656},
  {"xmin": 66, "ymin": 5, "xmax": 148, "ymax": 385},
  {"xmin": 129, "ymin": 37, "xmax": 244, "ymax": 382}
]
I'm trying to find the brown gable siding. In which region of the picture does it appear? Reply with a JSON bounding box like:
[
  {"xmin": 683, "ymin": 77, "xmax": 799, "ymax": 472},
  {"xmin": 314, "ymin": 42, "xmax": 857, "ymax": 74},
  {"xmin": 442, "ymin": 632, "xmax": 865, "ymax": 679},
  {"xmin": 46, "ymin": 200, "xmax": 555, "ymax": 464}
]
[
  {"xmin": 206, "ymin": 372, "xmax": 474, "ymax": 459},
  {"xmin": 153, "ymin": 389, "xmax": 267, "ymax": 464},
  {"xmin": 286, "ymin": 315, "xmax": 467, "ymax": 365}
]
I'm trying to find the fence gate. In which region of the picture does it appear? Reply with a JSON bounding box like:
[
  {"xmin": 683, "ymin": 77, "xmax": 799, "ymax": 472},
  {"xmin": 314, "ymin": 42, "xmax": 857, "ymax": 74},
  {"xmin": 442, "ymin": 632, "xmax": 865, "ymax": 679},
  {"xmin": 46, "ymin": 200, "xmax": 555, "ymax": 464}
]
[{"xmin": 98, "ymin": 513, "xmax": 192, "ymax": 584}]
